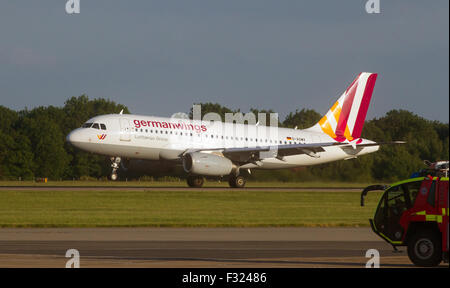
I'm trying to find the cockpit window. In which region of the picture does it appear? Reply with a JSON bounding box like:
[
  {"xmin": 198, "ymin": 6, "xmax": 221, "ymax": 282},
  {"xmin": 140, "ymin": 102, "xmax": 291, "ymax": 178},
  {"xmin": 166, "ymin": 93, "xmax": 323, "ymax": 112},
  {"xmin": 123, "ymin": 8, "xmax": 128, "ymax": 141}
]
[{"xmin": 81, "ymin": 122, "xmax": 106, "ymax": 129}]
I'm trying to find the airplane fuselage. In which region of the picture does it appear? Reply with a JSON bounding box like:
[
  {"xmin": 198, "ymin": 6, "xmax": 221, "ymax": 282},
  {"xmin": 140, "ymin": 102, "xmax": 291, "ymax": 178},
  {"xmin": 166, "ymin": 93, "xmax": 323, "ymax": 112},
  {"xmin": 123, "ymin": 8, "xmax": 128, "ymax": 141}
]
[{"xmin": 67, "ymin": 114, "xmax": 378, "ymax": 170}]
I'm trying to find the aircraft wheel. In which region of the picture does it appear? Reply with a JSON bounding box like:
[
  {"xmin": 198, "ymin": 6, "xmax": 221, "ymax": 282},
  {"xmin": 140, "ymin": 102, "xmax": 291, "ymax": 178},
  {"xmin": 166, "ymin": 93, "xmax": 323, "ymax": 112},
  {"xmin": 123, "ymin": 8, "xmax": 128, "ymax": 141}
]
[
  {"xmin": 228, "ymin": 175, "xmax": 246, "ymax": 188},
  {"xmin": 187, "ymin": 176, "xmax": 204, "ymax": 188},
  {"xmin": 110, "ymin": 173, "xmax": 118, "ymax": 181}
]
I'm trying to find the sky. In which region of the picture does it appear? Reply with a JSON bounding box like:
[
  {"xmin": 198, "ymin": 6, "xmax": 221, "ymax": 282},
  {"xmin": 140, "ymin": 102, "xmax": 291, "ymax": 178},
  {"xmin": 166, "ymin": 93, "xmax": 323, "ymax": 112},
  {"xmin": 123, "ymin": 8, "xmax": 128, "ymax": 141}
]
[{"xmin": 0, "ymin": 1, "xmax": 448, "ymax": 122}]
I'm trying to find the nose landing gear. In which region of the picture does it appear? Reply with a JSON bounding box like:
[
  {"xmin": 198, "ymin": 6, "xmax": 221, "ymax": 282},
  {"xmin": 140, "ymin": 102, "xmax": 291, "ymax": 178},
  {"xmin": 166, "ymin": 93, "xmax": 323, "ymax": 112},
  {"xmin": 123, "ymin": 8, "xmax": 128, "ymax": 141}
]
[{"xmin": 110, "ymin": 157, "xmax": 121, "ymax": 181}]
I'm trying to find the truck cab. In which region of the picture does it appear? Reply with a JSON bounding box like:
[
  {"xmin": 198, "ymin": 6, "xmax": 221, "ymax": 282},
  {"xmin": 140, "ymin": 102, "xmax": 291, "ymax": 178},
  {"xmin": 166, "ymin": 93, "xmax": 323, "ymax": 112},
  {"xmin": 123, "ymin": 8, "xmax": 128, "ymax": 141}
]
[{"xmin": 362, "ymin": 175, "xmax": 449, "ymax": 267}]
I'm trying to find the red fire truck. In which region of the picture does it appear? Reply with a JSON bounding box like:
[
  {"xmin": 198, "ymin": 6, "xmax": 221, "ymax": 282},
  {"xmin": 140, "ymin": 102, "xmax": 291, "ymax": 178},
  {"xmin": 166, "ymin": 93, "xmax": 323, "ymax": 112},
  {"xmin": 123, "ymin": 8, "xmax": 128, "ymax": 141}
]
[{"xmin": 361, "ymin": 161, "xmax": 449, "ymax": 267}]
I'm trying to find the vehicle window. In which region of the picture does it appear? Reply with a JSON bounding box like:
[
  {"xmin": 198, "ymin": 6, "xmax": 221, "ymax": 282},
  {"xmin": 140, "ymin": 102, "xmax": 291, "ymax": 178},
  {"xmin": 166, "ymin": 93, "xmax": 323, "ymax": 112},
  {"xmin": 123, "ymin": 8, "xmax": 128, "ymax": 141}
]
[
  {"xmin": 386, "ymin": 185, "xmax": 407, "ymax": 217},
  {"xmin": 100, "ymin": 124, "xmax": 107, "ymax": 130},
  {"xmin": 402, "ymin": 181, "xmax": 421, "ymax": 208},
  {"xmin": 374, "ymin": 193, "xmax": 387, "ymax": 231},
  {"xmin": 82, "ymin": 122, "xmax": 93, "ymax": 128},
  {"xmin": 92, "ymin": 123, "xmax": 100, "ymax": 129}
]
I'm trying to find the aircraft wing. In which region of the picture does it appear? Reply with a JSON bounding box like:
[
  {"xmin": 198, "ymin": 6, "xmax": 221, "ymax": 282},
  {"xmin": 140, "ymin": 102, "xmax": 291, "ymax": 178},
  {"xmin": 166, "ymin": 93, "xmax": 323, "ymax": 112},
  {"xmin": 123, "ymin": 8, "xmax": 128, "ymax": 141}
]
[
  {"xmin": 181, "ymin": 141, "xmax": 405, "ymax": 164},
  {"xmin": 183, "ymin": 142, "xmax": 342, "ymax": 163}
]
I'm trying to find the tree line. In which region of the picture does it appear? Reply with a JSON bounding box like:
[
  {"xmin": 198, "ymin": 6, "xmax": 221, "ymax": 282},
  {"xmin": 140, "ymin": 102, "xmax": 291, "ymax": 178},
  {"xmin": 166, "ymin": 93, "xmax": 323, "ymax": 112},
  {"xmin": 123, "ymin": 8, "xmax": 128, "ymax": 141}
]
[{"xmin": 0, "ymin": 96, "xmax": 448, "ymax": 182}]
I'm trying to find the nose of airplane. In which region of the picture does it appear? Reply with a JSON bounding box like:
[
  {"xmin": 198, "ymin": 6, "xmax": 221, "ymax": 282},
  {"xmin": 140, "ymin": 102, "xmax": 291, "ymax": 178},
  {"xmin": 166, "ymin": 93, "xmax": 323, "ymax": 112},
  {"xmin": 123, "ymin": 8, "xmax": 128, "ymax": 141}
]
[{"xmin": 66, "ymin": 129, "xmax": 83, "ymax": 146}]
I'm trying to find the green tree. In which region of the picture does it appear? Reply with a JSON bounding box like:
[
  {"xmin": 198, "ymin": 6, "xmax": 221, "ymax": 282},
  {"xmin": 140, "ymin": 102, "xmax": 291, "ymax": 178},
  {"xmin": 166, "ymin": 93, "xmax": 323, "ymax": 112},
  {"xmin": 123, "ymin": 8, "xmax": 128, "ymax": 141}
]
[
  {"xmin": 189, "ymin": 102, "xmax": 235, "ymax": 121},
  {"xmin": 283, "ymin": 109, "xmax": 321, "ymax": 129},
  {"xmin": 19, "ymin": 114, "xmax": 69, "ymax": 179}
]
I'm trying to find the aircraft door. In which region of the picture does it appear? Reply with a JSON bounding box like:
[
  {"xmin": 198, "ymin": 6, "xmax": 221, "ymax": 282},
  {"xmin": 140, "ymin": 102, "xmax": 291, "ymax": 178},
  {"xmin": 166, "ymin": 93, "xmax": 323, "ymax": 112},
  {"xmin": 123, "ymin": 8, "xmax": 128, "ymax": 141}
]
[{"xmin": 120, "ymin": 118, "xmax": 131, "ymax": 141}]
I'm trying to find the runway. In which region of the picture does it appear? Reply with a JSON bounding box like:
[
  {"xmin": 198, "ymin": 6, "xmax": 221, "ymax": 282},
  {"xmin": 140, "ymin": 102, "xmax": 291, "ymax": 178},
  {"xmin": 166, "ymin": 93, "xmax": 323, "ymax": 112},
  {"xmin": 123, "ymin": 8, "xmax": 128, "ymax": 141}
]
[{"xmin": 0, "ymin": 227, "xmax": 434, "ymax": 268}]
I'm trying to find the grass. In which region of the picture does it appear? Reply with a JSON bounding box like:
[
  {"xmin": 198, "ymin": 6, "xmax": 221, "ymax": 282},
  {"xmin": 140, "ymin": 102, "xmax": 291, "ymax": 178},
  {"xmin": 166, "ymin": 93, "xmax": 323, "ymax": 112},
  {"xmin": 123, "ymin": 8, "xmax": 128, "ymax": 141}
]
[
  {"xmin": 0, "ymin": 189, "xmax": 383, "ymax": 228},
  {"xmin": 0, "ymin": 180, "xmax": 372, "ymax": 188}
]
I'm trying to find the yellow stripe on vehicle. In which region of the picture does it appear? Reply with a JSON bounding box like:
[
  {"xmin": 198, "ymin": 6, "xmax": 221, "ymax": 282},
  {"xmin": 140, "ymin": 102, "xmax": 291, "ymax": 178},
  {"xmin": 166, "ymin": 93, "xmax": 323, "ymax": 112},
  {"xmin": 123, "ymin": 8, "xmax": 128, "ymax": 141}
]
[{"xmin": 425, "ymin": 215, "xmax": 443, "ymax": 223}]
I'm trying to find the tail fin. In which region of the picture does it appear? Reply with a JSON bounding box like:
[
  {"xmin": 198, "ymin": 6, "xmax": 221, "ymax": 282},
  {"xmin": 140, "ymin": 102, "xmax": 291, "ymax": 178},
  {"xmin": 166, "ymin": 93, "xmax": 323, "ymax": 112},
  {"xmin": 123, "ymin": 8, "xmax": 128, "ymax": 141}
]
[{"xmin": 310, "ymin": 72, "xmax": 378, "ymax": 142}]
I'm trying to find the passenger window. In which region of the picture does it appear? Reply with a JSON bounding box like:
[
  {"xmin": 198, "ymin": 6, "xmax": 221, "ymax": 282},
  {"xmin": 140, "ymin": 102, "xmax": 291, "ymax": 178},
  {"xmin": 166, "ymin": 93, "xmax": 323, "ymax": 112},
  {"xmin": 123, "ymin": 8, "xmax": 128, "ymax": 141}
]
[{"xmin": 92, "ymin": 123, "xmax": 100, "ymax": 129}]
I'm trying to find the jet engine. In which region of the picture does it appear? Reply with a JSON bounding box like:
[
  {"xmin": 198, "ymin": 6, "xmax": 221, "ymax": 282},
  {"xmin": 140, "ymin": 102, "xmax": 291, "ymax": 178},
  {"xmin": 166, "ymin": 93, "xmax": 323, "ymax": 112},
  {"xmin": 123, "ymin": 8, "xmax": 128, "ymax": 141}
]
[{"xmin": 183, "ymin": 152, "xmax": 233, "ymax": 176}]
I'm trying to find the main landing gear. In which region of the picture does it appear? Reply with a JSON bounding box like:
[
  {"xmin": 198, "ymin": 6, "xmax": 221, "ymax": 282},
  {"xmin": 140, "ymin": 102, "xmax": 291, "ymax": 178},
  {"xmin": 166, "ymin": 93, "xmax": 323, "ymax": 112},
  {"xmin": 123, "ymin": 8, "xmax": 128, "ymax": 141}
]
[
  {"xmin": 186, "ymin": 175, "xmax": 247, "ymax": 188},
  {"xmin": 228, "ymin": 175, "xmax": 246, "ymax": 188},
  {"xmin": 187, "ymin": 175, "xmax": 204, "ymax": 188}
]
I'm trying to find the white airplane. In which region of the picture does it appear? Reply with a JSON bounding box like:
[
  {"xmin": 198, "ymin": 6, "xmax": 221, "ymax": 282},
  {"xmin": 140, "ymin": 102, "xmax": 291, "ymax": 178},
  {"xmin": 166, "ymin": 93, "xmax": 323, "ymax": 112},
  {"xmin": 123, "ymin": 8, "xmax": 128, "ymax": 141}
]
[{"xmin": 67, "ymin": 72, "xmax": 402, "ymax": 188}]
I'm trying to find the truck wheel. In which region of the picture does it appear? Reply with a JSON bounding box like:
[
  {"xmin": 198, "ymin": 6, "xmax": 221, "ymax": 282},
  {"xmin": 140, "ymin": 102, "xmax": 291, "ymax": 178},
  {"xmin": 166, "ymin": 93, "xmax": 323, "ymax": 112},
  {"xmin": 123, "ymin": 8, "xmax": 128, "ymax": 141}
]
[{"xmin": 407, "ymin": 230, "xmax": 442, "ymax": 267}]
